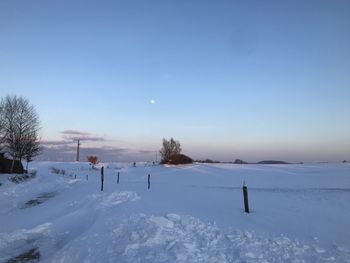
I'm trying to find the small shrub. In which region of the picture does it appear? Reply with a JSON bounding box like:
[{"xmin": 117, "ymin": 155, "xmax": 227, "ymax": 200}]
[
  {"xmin": 87, "ymin": 156, "xmax": 98, "ymax": 165},
  {"xmin": 9, "ymin": 172, "xmax": 36, "ymax": 183},
  {"xmin": 28, "ymin": 169, "xmax": 37, "ymax": 177},
  {"xmin": 50, "ymin": 167, "xmax": 59, "ymax": 174},
  {"xmin": 50, "ymin": 167, "xmax": 66, "ymax": 175}
]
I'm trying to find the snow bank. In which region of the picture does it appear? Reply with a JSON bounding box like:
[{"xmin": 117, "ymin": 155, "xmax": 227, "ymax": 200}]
[{"xmin": 47, "ymin": 214, "xmax": 350, "ymax": 262}]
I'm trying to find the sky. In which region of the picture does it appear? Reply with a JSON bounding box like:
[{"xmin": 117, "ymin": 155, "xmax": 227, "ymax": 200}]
[{"xmin": 1, "ymin": 0, "xmax": 350, "ymax": 162}]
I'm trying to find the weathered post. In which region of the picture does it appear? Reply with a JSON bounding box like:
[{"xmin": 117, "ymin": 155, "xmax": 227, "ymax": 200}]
[
  {"xmin": 148, "ymin": 174, "xmax": 151, "ymax": 190},
  {"xmin": 117, "ymin": 172, "xmax": 120, "ymax": 184},
  {"xmin": 76, "ymin": 139, "xmax": 80, "ymax": 162},
  {"xmin": 242, "ymin": 182, "xmax": 250, "ymax": 213},
  {"xmin": 101, "ymin": 167, "xmax": 104, "ymax": 191}
]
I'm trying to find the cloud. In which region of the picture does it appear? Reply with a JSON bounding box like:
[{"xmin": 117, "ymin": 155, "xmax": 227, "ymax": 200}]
[
  {"xmin": 61, "ymin": 130, "xmax": 90, "ymax": 136},
  {"xmin": 41, "ymin": 140, "xmax": 73, "ymax": 146},
  {"xmin": 39, "ymin": 141, "xmax": 156, "ymax": 162},
  {"xmin": 38, "ymin": 130, "xmax": 157, "ymax": 162},
  {"xmin": 41, "ymin": 143, "xmax": 75, "ymax": 152},
  {"xmin": 62, "ymin": 135, "xmax": 106, "ymax": 142},
  {"xmin": 139, "ymin": 150, "xmax": 155, "ymax": 154},
  {"xmin": 60, "ymin": 130, "xmax": 106, "ymax": 142}
]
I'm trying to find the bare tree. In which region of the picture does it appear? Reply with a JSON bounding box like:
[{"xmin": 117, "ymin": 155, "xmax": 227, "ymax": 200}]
[
  {"xmin": 0, "ymin": 102, "xmax": 5, "ymax": 152},
  {"xmin": 160, "ymin": 137, "xmax": 181, "ymax": 163},
  {"xmin": 0, "ymin": 96, "xmax": 41, "ymax": 173},
  {"xmin": 23, "ymin": 132, "xmax": 41, "ymax": 171},
  {"xmin": 1, "ymin": 96, "xmax": 18, "ymax": 168}
]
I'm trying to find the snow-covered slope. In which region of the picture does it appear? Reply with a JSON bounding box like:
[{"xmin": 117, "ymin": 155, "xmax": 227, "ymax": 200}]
[{"xmin": 1, "ymin": 162, "xmax": 350, "ymax": 262}]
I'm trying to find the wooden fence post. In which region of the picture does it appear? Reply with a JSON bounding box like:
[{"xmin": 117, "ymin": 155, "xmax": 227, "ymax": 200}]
[
  {"xmin": 243, "ymin": 183, "xmax": 250, "ymax": 213},
  {"xmin": 148, "ymin": 174, "xmax": 151, "ymax": 190},
  {"xmin": 101, "ymin": 167, "xmax": 104, "ymax": 191},
  {"xmin": 117, "ymin": 172, "xmax": 120, "ymax": 184}
]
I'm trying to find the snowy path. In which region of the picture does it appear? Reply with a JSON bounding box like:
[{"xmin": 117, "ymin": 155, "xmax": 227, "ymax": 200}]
[{"xmin": 0, "ymin": 162, "xmax": 350, "ymax": 262}]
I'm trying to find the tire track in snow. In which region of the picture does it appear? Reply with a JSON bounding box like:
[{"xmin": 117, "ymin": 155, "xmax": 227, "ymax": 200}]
[{"xmin": 0, "ymin": 191, "xmax": 140, "ymax": 263}]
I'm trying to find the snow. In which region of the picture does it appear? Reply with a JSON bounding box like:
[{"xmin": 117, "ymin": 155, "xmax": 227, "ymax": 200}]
[{"xmin": 0, "ymin": 162, "xmax": 350, "ymax": 262}]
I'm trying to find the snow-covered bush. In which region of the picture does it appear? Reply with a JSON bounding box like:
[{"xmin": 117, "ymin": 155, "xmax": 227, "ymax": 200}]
[
  {"xmin": 8, "ymin": 172, "xmax": 36, "ymax": 183},
  {"xmin": 50, "ymin": 167, "xmax": 66, "ymax": 175}
]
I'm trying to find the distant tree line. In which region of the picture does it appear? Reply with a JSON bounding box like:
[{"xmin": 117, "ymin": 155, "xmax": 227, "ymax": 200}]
[
  {"xmin": 195, "ymin": 159, "xmax": 220, "ymax": 163},
  {"xmin": 0, "ymin": 95, "xmax": 41, "ymax": 173}
]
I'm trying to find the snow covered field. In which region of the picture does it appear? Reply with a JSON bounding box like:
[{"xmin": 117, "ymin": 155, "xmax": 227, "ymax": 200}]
[{"xmin": 1, "ymin": 162, "xmax": 350, "ymax": 262}]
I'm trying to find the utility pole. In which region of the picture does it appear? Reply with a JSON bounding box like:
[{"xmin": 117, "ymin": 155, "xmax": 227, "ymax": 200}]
[{"xmin": 76, "ymin": 139, "xmax": 80, "ymax": 162}]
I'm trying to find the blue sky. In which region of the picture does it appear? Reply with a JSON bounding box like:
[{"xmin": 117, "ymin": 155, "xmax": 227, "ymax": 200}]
[{"xmin": 1, "ymin": 0, "xmax": 349, "ymax": 162}]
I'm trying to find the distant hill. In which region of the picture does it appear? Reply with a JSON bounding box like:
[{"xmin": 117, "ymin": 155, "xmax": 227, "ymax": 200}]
[{"xmin": 257, "ymin": 160, "xmax": 290, "ymax": 164}]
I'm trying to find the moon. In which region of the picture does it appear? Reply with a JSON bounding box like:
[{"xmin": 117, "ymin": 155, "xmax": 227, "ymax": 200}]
[{"xmin": 151, "ymin": 99, "xmax": 155, "ymax": 104}]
